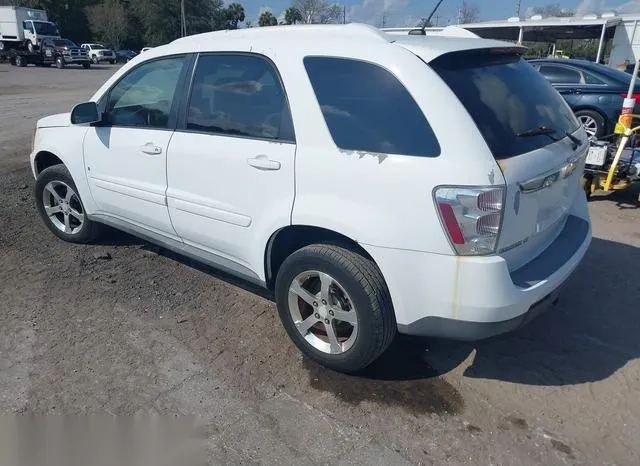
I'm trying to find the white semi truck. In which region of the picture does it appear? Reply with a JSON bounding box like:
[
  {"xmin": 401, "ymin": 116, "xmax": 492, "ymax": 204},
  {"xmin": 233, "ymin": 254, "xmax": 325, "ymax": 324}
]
[{"xmin": 0, "ymin": 6, "xmax": 60, "ymax": 52}]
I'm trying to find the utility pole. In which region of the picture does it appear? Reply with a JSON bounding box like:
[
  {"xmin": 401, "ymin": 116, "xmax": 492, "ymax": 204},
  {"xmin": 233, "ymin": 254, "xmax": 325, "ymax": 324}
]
[
  {"xmin": 181, "ymin": 0, "xmax": 186, "ymax": 37},
  {"xmin": 343, "ymin": 5, "xmax": 346, "ymax": 24},
  {"xmin": 381, "ymin": 13, "xmax": 386, "ymax": 28},
  {"xmin": 457, "ymin": 2, "xmax": 462, "ymax": 24},
  {"xmin": 515, "ymin": 0, "xmax": 521, "ymax": 17}
]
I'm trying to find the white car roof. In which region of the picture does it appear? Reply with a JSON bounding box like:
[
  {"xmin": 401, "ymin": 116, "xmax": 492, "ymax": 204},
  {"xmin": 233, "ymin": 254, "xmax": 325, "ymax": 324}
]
[{"xmin": 147, "ymin": 23, "xmax": 521, "ymax": 63}]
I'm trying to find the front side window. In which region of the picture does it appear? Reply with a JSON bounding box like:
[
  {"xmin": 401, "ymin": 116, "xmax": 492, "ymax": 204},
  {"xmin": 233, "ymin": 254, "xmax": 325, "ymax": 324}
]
[
  {"xmin": 106, "ymin": 56, "xmax": 187, "ymax": 129},
  {"xmin": 303, "ymin": 57, "xmax": 440, "ymax": 157},
  {"xmin": 23, "ymin": 21, "xmax": 34, "ymax": 33},
  {"xmin": 186, "ymin": 54, "xmax": 294, "ymax": 141}
]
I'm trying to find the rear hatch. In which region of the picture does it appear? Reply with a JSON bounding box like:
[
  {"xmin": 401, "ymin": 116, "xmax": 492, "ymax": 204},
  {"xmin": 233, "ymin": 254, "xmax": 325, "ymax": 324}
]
[{"xmin": 429, "ymin": 48, "xmax": 587, "ymax": 271}]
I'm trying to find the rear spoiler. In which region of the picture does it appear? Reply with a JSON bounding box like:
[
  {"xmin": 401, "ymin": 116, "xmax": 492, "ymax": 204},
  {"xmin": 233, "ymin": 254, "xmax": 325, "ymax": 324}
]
[{"xmin": 382, "ymin": 26, "xmax": 481, "ymax": 39}]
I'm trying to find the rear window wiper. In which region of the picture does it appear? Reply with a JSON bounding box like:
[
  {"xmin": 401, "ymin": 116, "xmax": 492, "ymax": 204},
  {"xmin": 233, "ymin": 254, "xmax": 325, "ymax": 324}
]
[
  {"xmin": 517, "ymin": 126, "xmax": 581, "ymax": 150},
  {"xmin": 516, "ymin": 126, "xmax": 558, "ymax": 138}
]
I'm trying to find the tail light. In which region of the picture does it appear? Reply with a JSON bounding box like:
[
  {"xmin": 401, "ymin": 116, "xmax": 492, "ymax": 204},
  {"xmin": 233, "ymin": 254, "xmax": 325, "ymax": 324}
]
[
  {"xmin": 619, "ymin": 92, "xmax": 640, "ymax": 100},
  {"xmin": 434, "ymin": 186, "xmax": 505, "ymax": 256}
]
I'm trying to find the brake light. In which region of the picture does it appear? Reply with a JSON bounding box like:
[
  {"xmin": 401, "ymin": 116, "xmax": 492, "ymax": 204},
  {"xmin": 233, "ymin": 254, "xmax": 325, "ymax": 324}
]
[
  {"xmin": 619, "ymin": 93, "xmax": 640, "ymax": 100},
  {"xmin": 434, "ymin": 186, "xmax": 505, "ymax": 255}
]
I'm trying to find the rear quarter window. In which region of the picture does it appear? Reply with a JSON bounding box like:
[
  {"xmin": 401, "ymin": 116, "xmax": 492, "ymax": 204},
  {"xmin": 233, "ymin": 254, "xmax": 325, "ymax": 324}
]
[
  {"xmin": 303, "ymin": 57, "xmax": 440, "ymax": 157},
  {"xmin": 431, "ymin": 50, "xmax": 580, "ymax": 159}
]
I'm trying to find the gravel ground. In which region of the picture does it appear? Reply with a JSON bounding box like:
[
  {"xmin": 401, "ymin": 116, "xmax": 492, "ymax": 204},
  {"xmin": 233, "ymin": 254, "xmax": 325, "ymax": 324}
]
[{"xmin": 1, "ymin": 63, "xmax": 640, "ymax": 465}]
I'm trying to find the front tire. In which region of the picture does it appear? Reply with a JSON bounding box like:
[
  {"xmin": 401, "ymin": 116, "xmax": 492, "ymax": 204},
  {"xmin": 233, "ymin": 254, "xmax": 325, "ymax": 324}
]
[
  {"xmin": 91, "ymin": 56, "xmax": 98, "ymax": 64},
  {"xmin": 56, "ymin": 56, "xmax": 64, "ymax": 69},
  {"xmin": 275, "ymin": 244, "xmax": 396, "ymax": 373},
  {"xmin": 82, "ymin": 62, "xmax": 90, "ymax": 69},
  {"xmin": 34, "ymin": 165, "xmax": 100, "ymax": 244}
]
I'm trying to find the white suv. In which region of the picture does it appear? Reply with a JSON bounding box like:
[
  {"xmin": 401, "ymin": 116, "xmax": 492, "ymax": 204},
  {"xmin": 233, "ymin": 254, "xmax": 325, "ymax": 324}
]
[{"xmin": 30, "ymin": 24, "xmax": 592, "ymax": 373}]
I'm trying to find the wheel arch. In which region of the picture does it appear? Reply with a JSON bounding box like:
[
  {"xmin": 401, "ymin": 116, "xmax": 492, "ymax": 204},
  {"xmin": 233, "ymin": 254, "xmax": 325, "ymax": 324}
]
[
  {"xmin": 34, "ymin": 150, "xmax": 64, "ymax": 175},
  {"xmin": 264, "ymin": 225, "xmax": 378, "ymax": 290}
]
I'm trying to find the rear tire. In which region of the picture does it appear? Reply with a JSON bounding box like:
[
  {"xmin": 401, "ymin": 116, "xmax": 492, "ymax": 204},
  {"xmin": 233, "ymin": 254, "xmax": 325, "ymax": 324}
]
[
  {"xmin": 575, "ymin": 109, "xmax": 606, "ymax": 139},
  {"xmin": 15, "ymin": 55, "xmax": 26, "ymax": 67},
  {"xmin": 34, "ymin": 165, "xmax": 101, "ymax": 244},
  {"xmin": 275, "ymin": 244, "xmax": 396, "ymax": 373},
  {"xmin": 82, "ymin": 62, "xmax": 90, "ymax": 69}
]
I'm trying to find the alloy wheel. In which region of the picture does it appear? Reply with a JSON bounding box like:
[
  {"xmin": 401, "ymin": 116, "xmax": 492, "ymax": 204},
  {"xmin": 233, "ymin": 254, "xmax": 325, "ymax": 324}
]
[
  {"xmin": 42, "ymin": 180, "xmax": 85, "ymax": 235},
  {"xmin": 578, "ymin": 115, "xmax": 598, "ymax": 138},
  {"xmin": 288, "ymin": 270, "xmax": 358, "ymax": 355}
]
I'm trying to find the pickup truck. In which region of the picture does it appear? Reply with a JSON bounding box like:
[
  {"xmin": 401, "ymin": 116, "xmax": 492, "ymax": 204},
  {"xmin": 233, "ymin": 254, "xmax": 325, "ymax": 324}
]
[
  {"xmin": 9, "ymin": 38, "xmax": 89, "ymax": 69},
  {"xmin": 80, "ymin": 43, "xmax": 116, "ymax": 64}
]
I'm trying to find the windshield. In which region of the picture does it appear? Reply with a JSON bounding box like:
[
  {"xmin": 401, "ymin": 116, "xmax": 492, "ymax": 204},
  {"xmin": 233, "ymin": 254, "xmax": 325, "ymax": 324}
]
[
  {"xmin": 53, "ymin": 39, "xmax": 76, "ymax": 47},
  {"xmin": 33, "ymin": 21, "xmax": 59, "ymax": 36},
  {"xmin": 431, "ymin": 49, "xmax": 580, "ymax": 159},
  {"xmin": 90, "ymin": 44, "xmax": 107, "ymax": 49}
]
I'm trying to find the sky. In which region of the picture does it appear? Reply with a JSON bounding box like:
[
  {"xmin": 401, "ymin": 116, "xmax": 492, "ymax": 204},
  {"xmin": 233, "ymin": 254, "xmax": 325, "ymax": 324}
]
[{"xmin": 249, "ymin": 0, "xmax": 640, "ymax": 29}]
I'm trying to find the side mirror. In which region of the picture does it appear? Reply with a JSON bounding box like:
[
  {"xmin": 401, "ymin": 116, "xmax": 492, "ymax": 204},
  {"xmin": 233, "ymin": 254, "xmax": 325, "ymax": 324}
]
[{"xmin": 70, "ymin": 102, "xmax": 101, "ymax": 125}]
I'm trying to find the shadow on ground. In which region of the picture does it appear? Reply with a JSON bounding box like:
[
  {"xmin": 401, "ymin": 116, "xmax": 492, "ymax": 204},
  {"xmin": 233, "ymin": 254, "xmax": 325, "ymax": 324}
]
[
  {"xmin": 590, "ymin": 185, "xmax": 640, "ymax": 209},
  {"xmin": 395, "ymin": 237, "xmax": 640, "ymax": 386},
  {"xmin": 97, "ymin": 226, "xmax": 639, "ymax": 390}
]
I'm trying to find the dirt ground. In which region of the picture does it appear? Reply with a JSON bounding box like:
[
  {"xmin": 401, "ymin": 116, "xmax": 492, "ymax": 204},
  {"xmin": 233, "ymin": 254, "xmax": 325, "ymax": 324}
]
[{"xmin": 1, "ymin": 62, "xmax": 639, "ymax": 465}]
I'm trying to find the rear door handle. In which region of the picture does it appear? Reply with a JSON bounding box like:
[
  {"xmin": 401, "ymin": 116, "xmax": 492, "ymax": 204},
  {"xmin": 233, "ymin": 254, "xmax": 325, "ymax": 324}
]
[
  {"xmin": 140, "ymin": 142, "xmax": 162, "ymax": 155},
  {"xmin": 247, "ymin": 155, "xmax": 281, "ymax": 171}
]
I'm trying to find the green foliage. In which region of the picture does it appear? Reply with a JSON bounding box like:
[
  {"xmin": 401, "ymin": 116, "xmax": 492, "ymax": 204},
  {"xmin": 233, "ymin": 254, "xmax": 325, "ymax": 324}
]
[
  {"xmin": 258, "ymin": 10, "xmax": 277, "ymax": 27},
  {"xmin": 284, "ymin": 7, "xmax": 302, "ymax": 25},
  {"xmin": 2, "ymin": 0, "xmax": 250, "ymax": 49}
]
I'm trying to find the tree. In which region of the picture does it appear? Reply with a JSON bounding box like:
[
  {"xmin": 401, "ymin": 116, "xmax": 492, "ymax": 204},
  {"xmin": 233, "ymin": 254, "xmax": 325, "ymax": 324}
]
[
  {"xmin": 284, "ymin": 7, "xmax": 303, "ymax": 25},
  {"xmin": 212, "ymin": 1, "xmax": 246, "ymax": 30},
  {"xmin": 292, "ymin": 0, "xmax": 338, "ymax": 24},
  {"xmin": 225, "ymin": 3, "xmax": 246, "ymax": 29},
  {"xmin": 319, "ymin": 3, "xmax": 341, "ymax": 24},
  {"xmin": 459, "ymin": 1, "xmax": 479, "ymax": 24},
  {"xmin": 87, "ymin": 0, "xmax": 128, "ymax": 50},
  {"xmin": 245, "ymin": 19, "xmax": 253, "ymax": 28},
  {"xmin": 532, "ymin": 4, "xmax": 573, "ymax": 18},
  {"xmin": 258, "ymin": 10, "xmax": 278, "ymax": 27}
]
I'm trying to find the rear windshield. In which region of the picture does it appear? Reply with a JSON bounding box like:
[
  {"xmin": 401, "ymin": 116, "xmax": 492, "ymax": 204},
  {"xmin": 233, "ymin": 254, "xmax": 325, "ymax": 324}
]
[{"xmin": 431, "ymin": 50, "xmax": 580, "ymax": 159}]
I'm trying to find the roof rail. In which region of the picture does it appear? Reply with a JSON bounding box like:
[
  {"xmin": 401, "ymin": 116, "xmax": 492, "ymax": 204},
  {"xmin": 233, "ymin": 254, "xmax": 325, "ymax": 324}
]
[{"xmin": 172, "ymin": 22, "xmax": 390, "ymax": 45}]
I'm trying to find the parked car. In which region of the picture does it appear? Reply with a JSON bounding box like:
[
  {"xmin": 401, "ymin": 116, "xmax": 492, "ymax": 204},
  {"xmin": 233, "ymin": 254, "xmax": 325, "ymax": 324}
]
[
  {"xmin": 29, "ymin": 24, "xmax": 592, "ymax": 373},
  {"xmin": 80, "ymin": 43, "xmax": 115, "ymax": 64},
  {"xmin": 115, "ymin": 49, "xmax": 137, "ymax": 63},
  {"xmin": 530, "ymin": 58, "xmax": 640, "ymax": 138},
  {"xmin": 41, "ymin": 38, "xmax": 90, "ymax": 69}
]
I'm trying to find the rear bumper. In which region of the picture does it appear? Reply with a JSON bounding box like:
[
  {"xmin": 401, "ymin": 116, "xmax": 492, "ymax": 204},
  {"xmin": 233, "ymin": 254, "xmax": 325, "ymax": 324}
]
[{"xmin": 362, "ymin": 197, "xmax": 592, "ymax": 341}]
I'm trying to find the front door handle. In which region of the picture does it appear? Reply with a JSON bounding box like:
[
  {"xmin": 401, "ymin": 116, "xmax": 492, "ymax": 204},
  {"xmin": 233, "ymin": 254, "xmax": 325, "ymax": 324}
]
[
  {"xmin": 140, "ymin": 142, "xmax": 162, "ymax": 155},
  {"xmin": 247, "ymin": 155, "xmax": 281, "ymax": 171}
]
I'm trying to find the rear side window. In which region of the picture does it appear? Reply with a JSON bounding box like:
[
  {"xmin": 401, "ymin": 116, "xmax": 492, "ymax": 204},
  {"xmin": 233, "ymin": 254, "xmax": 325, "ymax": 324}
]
[
  {"xmin": 186, "ymin": 54, "xmax": 294, "ymax": 142},
  {"xmin": 432, "ymin": 50, "xmax": 580, "ymax": 159},
  {"xmin": 304, "ymin": 57, "xmax": 440, "ymax": 157},
  {"xmin": 538, "ymin": 65, "xmax": 581, "ymax": 84}
]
